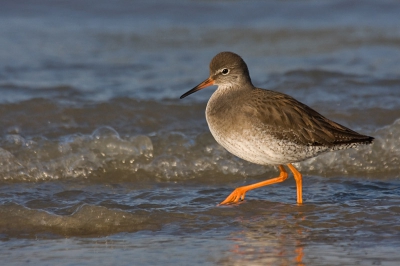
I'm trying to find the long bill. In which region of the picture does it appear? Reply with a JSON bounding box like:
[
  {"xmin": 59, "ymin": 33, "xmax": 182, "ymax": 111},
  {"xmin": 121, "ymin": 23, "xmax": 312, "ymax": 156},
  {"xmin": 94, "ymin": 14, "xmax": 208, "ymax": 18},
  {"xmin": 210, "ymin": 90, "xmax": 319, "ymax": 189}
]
[{"xmin": 180, "ymin": 77, "xmax": 215, "ymax": 99}]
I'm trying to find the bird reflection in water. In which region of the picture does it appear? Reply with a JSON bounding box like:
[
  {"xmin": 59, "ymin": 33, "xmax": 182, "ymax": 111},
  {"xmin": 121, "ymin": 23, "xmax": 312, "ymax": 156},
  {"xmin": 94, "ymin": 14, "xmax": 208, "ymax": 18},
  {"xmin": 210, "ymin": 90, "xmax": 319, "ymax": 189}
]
[{"xmin": 222, "ymin": 207, "xmax": 307, "ymax": 265}]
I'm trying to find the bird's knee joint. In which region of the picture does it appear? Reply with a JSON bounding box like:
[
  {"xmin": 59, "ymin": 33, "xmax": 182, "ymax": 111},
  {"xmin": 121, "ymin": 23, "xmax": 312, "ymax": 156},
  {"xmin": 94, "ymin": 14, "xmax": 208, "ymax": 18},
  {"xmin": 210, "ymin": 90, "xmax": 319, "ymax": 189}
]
[{"xmin": 278, "ymin": 173, "xmax": 288, "ymax": 182}]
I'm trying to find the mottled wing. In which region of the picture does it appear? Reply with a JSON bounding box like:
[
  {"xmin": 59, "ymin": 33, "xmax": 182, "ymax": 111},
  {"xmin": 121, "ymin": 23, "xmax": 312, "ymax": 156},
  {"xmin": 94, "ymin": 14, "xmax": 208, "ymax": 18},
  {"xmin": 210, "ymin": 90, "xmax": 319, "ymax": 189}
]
[{"xmin": 245, "ymin": 89, "xmax": 373, "ymax": 146}]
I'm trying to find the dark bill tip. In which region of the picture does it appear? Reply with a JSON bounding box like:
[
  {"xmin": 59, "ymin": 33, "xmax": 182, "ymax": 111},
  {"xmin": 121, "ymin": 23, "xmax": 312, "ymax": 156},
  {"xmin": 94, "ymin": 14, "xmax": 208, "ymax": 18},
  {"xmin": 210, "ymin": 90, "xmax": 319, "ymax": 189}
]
[{"xmin": 180, "ymin": 77, "xmax": 215, "ymax": 99}]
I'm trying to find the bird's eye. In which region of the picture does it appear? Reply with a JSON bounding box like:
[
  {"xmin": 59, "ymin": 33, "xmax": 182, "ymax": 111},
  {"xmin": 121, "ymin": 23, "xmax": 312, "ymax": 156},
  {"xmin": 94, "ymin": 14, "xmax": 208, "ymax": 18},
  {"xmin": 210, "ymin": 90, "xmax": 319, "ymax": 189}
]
[{"xmin": 221, "ymin": 68, "xmax": 229, "ymax": 75}]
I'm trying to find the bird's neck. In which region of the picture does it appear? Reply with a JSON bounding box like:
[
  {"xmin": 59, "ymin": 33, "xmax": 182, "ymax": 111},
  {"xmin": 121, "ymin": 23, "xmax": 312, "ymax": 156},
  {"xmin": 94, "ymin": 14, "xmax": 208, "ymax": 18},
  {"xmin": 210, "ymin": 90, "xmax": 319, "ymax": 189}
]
[{"xmin": 207, "ymin": 84, "xmax": 251, "ymax": 116}]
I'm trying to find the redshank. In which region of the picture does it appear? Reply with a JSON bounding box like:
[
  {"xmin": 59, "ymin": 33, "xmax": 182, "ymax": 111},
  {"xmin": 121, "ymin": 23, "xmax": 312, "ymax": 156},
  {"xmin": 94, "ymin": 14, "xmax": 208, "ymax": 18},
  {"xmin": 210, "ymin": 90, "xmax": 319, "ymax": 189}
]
[{"xmin": 180, "ymin": 51, "xmax": 374, "ymax": 205}]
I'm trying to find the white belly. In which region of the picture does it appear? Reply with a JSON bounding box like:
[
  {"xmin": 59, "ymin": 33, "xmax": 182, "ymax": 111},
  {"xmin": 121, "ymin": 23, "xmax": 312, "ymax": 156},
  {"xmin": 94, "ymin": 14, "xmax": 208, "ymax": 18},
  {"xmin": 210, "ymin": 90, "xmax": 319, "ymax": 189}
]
[{"xmin": 207, "ymin": 121, "xmax": 329, "ymax": 166}]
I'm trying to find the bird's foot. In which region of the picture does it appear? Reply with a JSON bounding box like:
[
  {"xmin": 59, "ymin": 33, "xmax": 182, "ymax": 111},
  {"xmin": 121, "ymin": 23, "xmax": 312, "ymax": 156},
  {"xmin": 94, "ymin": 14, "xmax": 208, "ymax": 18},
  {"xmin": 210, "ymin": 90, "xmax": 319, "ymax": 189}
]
[{"xmin": 219, "ymin": 187, "xmax": 247, "ymax": 205}]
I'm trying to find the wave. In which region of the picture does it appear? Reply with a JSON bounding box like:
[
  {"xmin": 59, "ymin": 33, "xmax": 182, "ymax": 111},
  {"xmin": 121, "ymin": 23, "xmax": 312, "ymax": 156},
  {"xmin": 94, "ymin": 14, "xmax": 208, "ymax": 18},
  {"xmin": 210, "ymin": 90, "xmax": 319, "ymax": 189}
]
[
  {"xmin": 0, "ymin": 117, "xmax": 399, "ymax": 183},
  {"xmin": 0, "ymin": 202, "xmax": 159, "ymax": 237}
]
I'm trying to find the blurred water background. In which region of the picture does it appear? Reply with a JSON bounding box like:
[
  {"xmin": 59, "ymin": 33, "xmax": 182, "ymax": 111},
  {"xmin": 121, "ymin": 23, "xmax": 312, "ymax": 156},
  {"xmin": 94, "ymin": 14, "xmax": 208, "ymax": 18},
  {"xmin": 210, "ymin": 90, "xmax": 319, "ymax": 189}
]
[{"xmin": 1, "ymin": 0, "xmax": 400, "ymax": 265}]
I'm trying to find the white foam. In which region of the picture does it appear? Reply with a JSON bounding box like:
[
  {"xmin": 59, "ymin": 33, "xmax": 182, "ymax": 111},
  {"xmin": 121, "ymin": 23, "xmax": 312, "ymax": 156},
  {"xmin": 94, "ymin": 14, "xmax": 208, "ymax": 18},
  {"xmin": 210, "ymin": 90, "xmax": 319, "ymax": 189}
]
[
  {"xmin": 0, "ymin": 120, "xmax": 397, "ymax": 182},
  {"xmin": 0, "ymin": 126, "xmax": 153, "ymax": 181}
]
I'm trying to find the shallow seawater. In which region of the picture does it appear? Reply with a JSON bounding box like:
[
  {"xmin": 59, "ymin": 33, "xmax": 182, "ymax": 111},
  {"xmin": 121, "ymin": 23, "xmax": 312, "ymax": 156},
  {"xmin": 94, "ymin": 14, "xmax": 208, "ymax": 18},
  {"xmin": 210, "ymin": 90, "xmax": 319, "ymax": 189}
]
[{"xmin": 1, "ymin": 0, "xmax": 400, "ymax": 265}]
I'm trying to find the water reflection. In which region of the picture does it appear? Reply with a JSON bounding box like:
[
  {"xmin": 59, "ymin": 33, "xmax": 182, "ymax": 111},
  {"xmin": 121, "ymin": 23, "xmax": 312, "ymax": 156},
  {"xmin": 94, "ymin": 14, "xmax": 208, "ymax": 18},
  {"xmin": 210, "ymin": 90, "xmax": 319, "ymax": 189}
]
[{"xmin": 222, "ymin": 206, "xmax": 307, "ymax": 265}]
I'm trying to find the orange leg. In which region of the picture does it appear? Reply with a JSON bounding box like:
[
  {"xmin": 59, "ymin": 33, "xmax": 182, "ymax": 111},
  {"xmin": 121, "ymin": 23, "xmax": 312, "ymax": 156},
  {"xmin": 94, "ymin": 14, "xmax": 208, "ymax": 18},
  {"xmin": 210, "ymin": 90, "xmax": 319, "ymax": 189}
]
[
  {"xmin": 287, "ymin": 163, "xmax": 303, "ymax": 204},
  {"xmin": 219, "ymin": 165, "xmax": 288, "ymax": 205}
]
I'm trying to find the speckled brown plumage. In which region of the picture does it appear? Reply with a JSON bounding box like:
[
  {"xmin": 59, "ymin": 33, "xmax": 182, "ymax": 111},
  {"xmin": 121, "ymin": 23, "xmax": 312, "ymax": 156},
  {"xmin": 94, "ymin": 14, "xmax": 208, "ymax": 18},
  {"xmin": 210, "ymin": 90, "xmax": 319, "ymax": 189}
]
[{"xmin": 208, "ymin": 87, "xmax": 372, "ymax": 148}]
